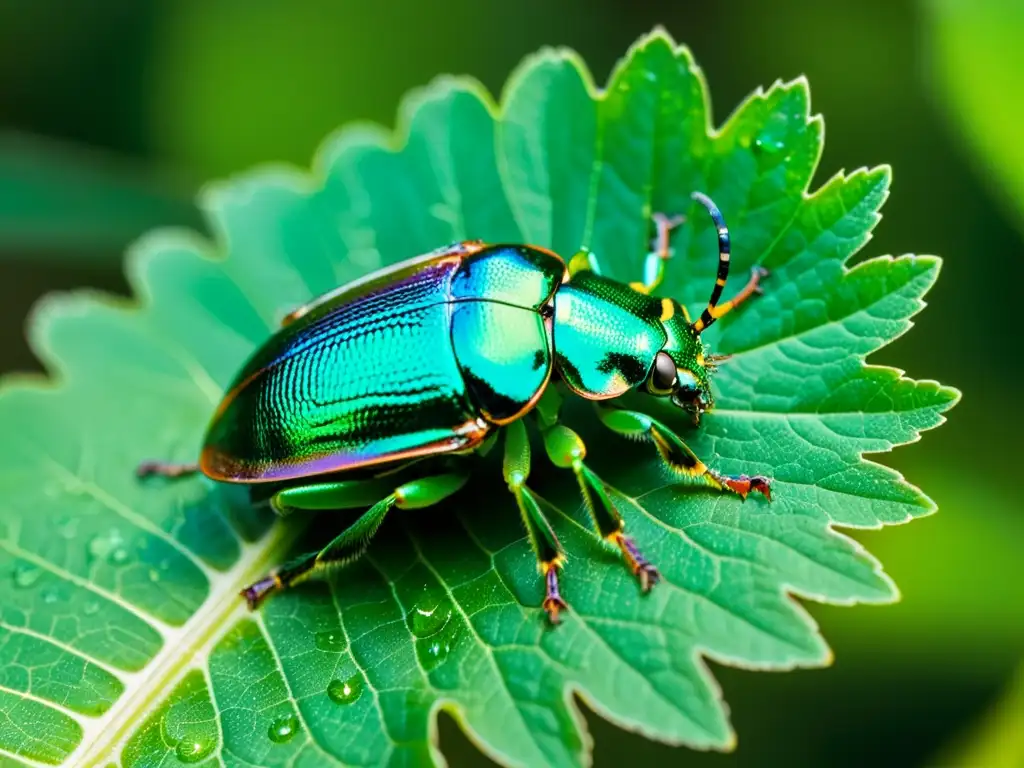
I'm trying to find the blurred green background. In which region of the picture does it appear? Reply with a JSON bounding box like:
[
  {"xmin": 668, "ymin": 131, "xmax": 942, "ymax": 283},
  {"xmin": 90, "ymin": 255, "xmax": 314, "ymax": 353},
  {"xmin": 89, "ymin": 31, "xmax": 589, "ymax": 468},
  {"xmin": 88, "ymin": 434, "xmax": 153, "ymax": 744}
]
[{"xmin": 1, "ymin": 1, "xmax": 1021, "ymax": 765}]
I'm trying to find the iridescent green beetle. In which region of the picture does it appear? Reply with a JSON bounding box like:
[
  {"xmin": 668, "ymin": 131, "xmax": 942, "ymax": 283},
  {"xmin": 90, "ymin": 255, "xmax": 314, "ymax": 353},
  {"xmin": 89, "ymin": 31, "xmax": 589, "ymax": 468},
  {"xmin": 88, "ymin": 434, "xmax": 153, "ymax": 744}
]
[{"xmin": 139, "ymin": 192, "xmax": 769, "ymax": 624}]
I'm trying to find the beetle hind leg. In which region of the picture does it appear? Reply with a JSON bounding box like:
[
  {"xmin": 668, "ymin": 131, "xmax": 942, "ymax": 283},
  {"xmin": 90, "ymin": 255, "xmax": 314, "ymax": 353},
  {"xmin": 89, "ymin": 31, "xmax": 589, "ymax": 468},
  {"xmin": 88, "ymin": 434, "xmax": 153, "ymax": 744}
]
[
  {"xmin": 241, "ymin": 472, "xmax": 470, "ymax": 608},
  {"xmin": 136, "ymin": 461, "xmax": 200, "ymax": 479}
]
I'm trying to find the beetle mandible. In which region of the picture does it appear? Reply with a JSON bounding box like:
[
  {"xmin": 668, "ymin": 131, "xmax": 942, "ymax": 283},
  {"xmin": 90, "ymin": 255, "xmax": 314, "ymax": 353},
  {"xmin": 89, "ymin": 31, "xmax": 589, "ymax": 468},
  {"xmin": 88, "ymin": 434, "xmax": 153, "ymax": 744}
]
[{"xmin": 139, "ymin": 192, "xmax": 770, "ymax": 624}]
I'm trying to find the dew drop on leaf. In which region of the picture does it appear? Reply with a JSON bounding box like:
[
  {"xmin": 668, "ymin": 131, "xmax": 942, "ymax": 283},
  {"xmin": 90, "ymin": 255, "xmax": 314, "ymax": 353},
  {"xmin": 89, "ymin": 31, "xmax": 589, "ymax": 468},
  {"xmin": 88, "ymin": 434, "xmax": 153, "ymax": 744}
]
[
  {"xmin": 415, "ymin": 617, "xmax": 461, "ymax": 672},
  {"xmin": 752, "ymin": 112, "xmax": 790, "ymax": 158},
  {"xmin": 42, "ymin": 587, "xmax": 59, "ymax": 604},
  {"xmin": 83, "ymin": 600, "xmax": 99, "ymax": 615},
  {"xmin": 313, "ymin": 630, "xmax": 346, "ymax": 653},
  {"xmin": 12, "ymin": 563, "xmax": 42, "ymax": 588},
  {"xmin": 174, "ymin": 736, "xmax": 213, "ymax": 764},
  {"xmin": 108, "ymin": 547, "xmax": 129, "ymax": 565},
  {"xmin": 753, "ymin": 134, "xmax": 785, "ymax": 155},
  {"xmin": 88, "ymin": 528, "xmax": 125, "ymax": 562},
  {"xmin": 406, "ymin": 597, "xmax": 453, "ymax": 638},
  {"xmin": 267, "ymin": 714, "xmax": 299, "ymax": 743},
  {"xmin": 327, "ymin": 673, "xmax": 363, "ymax": 705}
]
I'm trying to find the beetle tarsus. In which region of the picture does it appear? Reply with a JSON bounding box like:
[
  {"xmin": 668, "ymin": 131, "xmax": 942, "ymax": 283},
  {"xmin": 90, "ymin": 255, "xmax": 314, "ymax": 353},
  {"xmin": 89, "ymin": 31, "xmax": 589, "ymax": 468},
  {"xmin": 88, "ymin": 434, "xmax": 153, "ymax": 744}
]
[
  {"xmin": 719, "ymin": 473, "xmax": 772, "ymax": 501},
  {"xmin": 241, "ymin": 575, "xmax": 280, "ymax": 610},
  {"xmin": 542, "ymin": 563, "xmax": 568, "ymax": 625},
  {"xmin": 612, "ymin": 532, "xmax": 661, "ymax": 593},
  {"xmin": 136, "ymin": 461, "xmax": 200, "ymax": 479}
]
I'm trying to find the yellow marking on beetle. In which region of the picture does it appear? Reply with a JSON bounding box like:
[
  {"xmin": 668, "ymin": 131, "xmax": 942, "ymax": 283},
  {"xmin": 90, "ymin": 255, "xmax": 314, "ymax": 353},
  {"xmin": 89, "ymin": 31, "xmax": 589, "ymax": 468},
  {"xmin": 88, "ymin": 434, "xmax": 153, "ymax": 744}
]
[
  {"xmin": 660, "ymin": 298, "xmax": 675, "ymax": 321},
  {"xmin": 541, "ymin": 554, "xmax": 567, "ymax": 574},
  {"xmin": 629, "ymin": 280, "xmax": 648, "ymax": 294},
  {"xmin": 696, "ymin": 351, "xmax": 705, "ymax": 366},
  {"xmin": 716, "ymin": 277, "xmax": 727, "ymax": 287},
  {"xmin": 680, "ymin": 304, "xmax": 692, "ymax": 323}
]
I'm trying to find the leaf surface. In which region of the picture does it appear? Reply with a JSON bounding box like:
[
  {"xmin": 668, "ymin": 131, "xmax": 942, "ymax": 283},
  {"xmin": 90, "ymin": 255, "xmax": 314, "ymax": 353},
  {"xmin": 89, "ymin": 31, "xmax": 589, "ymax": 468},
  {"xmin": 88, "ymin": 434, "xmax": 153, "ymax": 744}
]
[{"xmin": 0, "ymin": 30, "xmax": 957, "ymax": 767}]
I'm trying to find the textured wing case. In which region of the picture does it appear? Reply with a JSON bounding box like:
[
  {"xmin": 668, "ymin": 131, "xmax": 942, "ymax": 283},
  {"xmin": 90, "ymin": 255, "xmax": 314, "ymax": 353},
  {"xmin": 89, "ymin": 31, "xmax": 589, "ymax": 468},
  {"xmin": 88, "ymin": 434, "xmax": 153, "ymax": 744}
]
[{"xmin": 201, "ymin": 244, "xmax": 566, "ymax": 482}]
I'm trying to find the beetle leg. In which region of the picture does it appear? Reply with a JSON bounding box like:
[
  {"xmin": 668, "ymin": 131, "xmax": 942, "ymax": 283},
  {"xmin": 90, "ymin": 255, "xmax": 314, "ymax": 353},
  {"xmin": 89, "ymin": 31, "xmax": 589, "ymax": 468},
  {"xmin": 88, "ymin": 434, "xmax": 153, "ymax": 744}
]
[
  {"xmin": 503, "ymin": 420, "xmax": 568, "ymax": 625},
  {"xmin": 594, "ymin": 403, "xmax": 772, "ymax": 500},
  {"xmin": 539, "ymin": 422, "xmax": 660, "ymax": 592},
  {"xmin": 240, "ymin": 472, "xmax": 470, "ymax": 608},
  {"xmin": 567, "ymin": 248, "xmax": 603, "ymax": 278},
  {"xmin": 630, "ymin": 212, "xmax": 686, "ymax": 295},
  {"xmin": 136, "ymin": 461, "xmax": 200, "ymax": 479}
]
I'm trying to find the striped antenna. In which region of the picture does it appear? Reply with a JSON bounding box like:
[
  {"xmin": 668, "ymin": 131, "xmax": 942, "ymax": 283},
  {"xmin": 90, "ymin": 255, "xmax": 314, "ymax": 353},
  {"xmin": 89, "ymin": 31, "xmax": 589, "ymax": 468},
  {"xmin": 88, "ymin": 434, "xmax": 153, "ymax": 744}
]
[{"xmin": 689, "ymin": 191, "xmax": 731, "ymax": 335}]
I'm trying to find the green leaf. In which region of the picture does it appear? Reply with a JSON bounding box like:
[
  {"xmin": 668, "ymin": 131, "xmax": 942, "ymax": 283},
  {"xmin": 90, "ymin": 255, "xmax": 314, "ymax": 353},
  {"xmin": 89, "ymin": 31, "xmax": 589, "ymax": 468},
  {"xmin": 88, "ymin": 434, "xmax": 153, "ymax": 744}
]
[
  {"xmin": 0, "ymin": 29, "xmax": 957, "ymax": 767},
  {"xmin": 0, "ymin": 132, "xmax": 202, "ymax": 259},
  {"xmin": 922, "ymin": 0, "xmax": 1024, "ymax": 228}
]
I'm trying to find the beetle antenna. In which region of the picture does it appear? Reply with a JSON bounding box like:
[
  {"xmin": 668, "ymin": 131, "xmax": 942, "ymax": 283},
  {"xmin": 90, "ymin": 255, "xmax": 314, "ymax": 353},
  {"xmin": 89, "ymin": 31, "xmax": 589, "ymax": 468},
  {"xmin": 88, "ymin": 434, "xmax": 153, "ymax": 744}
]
[{"xmin": 689, "ymin": 191, "xmax": 731, "ymax": 335}]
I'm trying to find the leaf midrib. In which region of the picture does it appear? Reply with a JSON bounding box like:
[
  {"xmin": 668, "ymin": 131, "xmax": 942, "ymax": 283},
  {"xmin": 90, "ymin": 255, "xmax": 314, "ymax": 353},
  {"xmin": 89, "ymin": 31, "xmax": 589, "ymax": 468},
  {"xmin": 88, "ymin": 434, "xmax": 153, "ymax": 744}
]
[{"xmin": 71, "ymin": 519, "xmax": 304, "ymax": 767}]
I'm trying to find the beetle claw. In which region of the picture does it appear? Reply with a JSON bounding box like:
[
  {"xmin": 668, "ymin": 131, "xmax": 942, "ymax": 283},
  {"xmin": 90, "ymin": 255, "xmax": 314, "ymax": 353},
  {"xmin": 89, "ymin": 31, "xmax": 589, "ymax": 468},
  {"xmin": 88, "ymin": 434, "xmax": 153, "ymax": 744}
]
[
  {"xmin": 542, "ymin": 563, "xmax": 569, "ymax": 625},
  {"xmin": 612, "ymin": 533, "xmax": 661, "ymax": 593},
  {"xmin": 720, "ymin": 474, "xmax": 772, "ymax": 501},
  {"xmin": 240, "ymin": 576, "xmax": 280, "ymax": 610},
  {"xmin": 543, "ymin": 595, "xmax": 569, "ymax": 625}
]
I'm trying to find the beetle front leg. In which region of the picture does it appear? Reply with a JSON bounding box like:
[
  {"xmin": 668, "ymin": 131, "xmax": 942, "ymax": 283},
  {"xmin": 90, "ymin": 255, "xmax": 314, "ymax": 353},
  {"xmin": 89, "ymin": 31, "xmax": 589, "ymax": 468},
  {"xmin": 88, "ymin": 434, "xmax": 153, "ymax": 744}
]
[
  {"xmin": 241, "ymin": 472, "xmax": 469, "ymax": 608},
  {"xmin": 595, "ymin": 403, "xmax": 772, "ymax": 500},
  {"xmin": 503, "ymin": 420, "xmax": 568, "ymax": 625}
]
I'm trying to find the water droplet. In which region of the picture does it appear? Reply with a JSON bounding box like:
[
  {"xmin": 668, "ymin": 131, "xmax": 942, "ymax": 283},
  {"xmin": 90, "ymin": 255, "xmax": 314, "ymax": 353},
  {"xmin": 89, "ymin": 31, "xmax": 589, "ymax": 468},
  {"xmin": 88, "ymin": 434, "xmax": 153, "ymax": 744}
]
[
  {"xmin": 108, "ymin": 547, "xmax": 129, "ymax": 565},
  {"xmin": 83, "ymin": 601, "xmax": 99, "ymax": 616},
  {"xmin": 174, "ymin": 737, "xmax": 213, "ymax": 764},
  {"xmin": 414, "ymin": 613, "xmax": 461, "ymax": 673},
  {"xmin": 12, "ymin": 563, "xmax": 42, "ymax": 588},
  {"xmin": 148, "ymin": 569, "xmax": 160, "ymax": 583},
  {"xmin": 314, "ymin": 630, "xmax": 346, "ymax": 653},
  {"xmin": 416, "ymin": 637, "xmax": 452, "ymax": 671},
  {"xmin": 267, "ymin": 714, "xmax": 299, "ymax": 743},
  {"xmin": 42, "ymin": 587, "xmax": 59, "ymax": 604},
  {"xmin": 327, "ymin": 673, "xmax": 363, "ymax": 705},
  {"xmin": 406, "ymin": 598, "xmax": 452, "ymax": 638},
  {"xmin": 88, "ymin": 529, "xmax": 124, "ymax": 562},
  {"xmin": 753, "ymin": 135, "xmax": 785, "ymax": 155}
]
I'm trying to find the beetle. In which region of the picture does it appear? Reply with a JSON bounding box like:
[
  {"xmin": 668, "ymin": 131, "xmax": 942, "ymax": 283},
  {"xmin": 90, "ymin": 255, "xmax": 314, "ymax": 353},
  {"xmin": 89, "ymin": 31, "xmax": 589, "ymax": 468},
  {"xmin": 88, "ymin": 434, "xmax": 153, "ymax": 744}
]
[{"xmin": 138, "ymin": 192, "xmax": 770, "ymax": 624}]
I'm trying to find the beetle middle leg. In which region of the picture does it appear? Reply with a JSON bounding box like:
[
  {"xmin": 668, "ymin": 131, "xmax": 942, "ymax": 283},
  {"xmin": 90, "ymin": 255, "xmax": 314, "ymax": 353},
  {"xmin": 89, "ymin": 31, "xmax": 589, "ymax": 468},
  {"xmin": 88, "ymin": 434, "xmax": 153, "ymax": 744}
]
[
  {"xmin": 532, "ymin": 386, "xmax": 660, "ymax": 592},
  {"xmin": 241, "ymin": 472, "xmax": 469, "ymax": 608},
  {"xmin": 502, "ymin": 420, "xmax": 568, "ymax": 625},
  {"xmin": 595, "ymin": 403, "xmax": 772, "ymax": 500},
  {"xmin": 538, "ymin": 419, "xmax": 661, "ymax": 592}
]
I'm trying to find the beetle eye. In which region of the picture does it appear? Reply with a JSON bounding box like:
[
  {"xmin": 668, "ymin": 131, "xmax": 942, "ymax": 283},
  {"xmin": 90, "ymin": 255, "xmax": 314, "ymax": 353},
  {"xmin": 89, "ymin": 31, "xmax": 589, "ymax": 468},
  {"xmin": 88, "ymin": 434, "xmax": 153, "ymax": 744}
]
[{"xmin": 647, "ymin": 352, "xmax": 677, "ymax": 395}]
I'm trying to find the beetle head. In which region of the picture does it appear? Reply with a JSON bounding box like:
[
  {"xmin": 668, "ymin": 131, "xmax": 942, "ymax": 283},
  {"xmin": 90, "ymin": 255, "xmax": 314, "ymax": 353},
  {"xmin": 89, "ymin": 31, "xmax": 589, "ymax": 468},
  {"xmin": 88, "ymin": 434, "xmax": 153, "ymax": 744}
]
[{"xmin": 644, "ymin": 299, "xmax": 724, "ymax": 425}]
